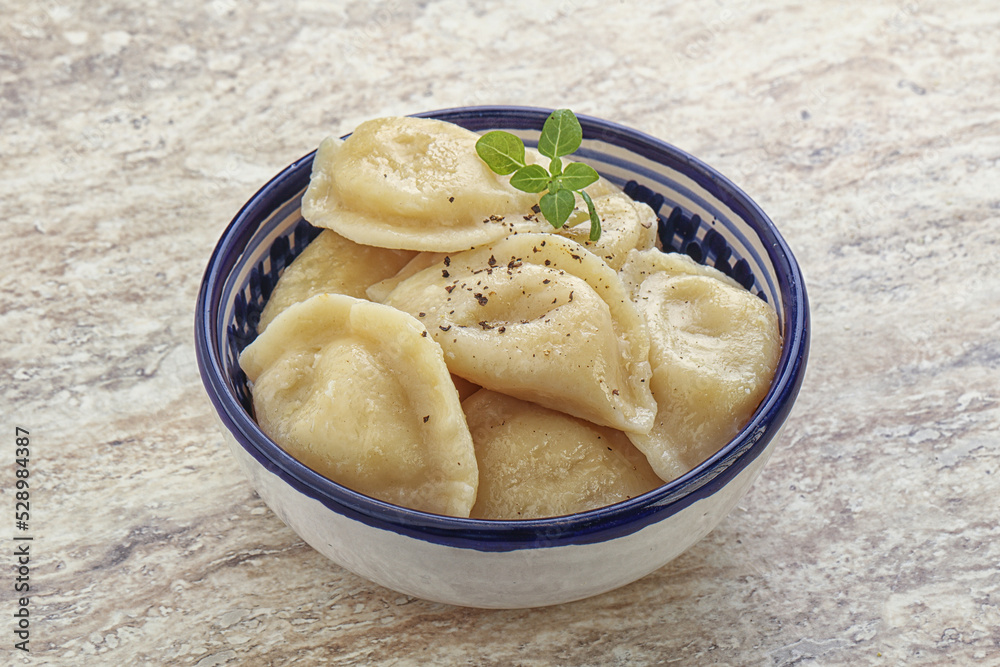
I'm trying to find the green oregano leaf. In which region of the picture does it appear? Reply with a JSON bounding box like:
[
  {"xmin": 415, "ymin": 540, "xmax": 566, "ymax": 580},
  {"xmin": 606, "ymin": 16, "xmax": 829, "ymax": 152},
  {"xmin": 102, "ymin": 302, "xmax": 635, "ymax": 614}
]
[
  {"xmin": 537, "ymin": 108, "xmax": 582, "ymax": 159},
  {"xmin": 579, "ymin": 190, "xmax": 602, "ymax": 242},
  {"xmin": 475, "ymin": 108, "xmax": 602, "ymax": 241},
  {"xmin": 475, "ymin": 131, "xmax": 526, "ymax": 175},
  {"xmin": 555, "ymin": 162, "xmax": 600, "ymax": 191},
  {"xmin": 539, "ymin": 189, "xmax": 576, "ymax": 228},
  {"xmin": 509, "ymin": 164, "xmax": 550, "ymax": 193}
]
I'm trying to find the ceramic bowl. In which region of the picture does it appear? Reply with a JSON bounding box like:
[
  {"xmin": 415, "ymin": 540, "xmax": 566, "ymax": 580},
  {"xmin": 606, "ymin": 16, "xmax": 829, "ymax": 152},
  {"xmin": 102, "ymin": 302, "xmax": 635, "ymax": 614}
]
[{"xmin": 195, "ymin": 106, "xmax": 810, "ymax": 609}]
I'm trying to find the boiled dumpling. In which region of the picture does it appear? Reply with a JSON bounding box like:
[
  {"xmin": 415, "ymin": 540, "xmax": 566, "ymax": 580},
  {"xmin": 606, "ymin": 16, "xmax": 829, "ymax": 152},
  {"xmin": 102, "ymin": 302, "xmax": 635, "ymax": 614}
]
[
  {"xmin": 257, "ymin": 229, "xmax": 415, "ymax": 332},
  {"xmin": 627, "ymin": 272, "xmax": 781, "ymax": 482},
  {"xmin": 382, "ymin": 233, "xmax": 657, "ymax": 434},
  {"xmin": 464, "ymin": 389, "xmax": 662, "ymax": 519},
  {"xmin": 239, "ymin": 293, "xmax": 478, "ymax": 517},
  {"xmin": 301, "ymin": 117, "xmax": 541, "ymax": 252},
  {"xmin": 365, "ymin": 251, "xmax": 448, "ymax": 303},
  {"xmin": 544, "ymin": 193, "xmax": 658, "ymax": 269},
  {"xmin": 619, "ymin": 248, "xmax": 743, "ymax": 299}
]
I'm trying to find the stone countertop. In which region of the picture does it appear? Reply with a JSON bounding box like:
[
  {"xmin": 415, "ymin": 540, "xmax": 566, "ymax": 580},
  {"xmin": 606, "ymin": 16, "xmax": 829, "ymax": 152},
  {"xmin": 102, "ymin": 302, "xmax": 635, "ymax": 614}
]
[{"xmin": 3, "ymin": 1, "xmax": 998, "ymax": 664}]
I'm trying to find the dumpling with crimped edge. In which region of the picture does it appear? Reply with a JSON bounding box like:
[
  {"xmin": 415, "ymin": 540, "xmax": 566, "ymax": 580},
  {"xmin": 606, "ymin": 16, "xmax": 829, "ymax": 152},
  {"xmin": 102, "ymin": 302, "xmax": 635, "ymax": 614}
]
[
  {"xmin": 382, "ymin": 233, "xmax": 657, "ymax": 434},
  {"xmin": 301, "ymin": 117, "xmax": 542, "ymax": 252},
  {"xmin": 364, "ymin": 189, "xmax": 649, "ymax": 302},
  {"xmin": 540, "ymin": 192, "xmax": 658, "ymax": 269},
  {"xmin": 365, "ymin": 251, "xmax": 448, "ymax": 303},
  {"xmin": 464, "ymin": 389, "xmax": 663, "ymax": 520},
  {"xmin": 239, "ymin": 293, "xmax": 478, "ymax": 517},
  {"xmin": 619, "ymin": 247, "xmax": 743, "ymax": 299},
  {"xmin": 257, "ymin": 229, "xmax": 416, "ymax": 332},
  {"xmin": 627, "ymin": 272, "xmax": 782, "ymax": 483}
]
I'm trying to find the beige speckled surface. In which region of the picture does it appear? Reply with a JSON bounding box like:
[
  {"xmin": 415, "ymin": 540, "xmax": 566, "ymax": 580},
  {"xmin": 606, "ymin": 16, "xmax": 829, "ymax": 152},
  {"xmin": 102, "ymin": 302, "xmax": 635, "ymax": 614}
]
[{"xmin": 3, "ymin": 0, "xmax": 999, "ymax": 664}]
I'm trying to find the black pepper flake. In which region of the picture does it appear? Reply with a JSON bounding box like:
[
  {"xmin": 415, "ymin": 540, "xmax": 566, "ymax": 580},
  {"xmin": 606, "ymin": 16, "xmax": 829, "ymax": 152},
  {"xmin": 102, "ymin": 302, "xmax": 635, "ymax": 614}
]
[
  {"xmin": 488, "ymin": 255, "xmax": 497, "ymax": 267},
  {"xmin": 568, "ymin": 291, "xmax": 574, "ymax": 302},
  {"xmin": 612, "ymin": 389, "xmax": 620, "ymax": 396},
  {"xmin": 418, "ymin": 312, "xmax": 426, "ymax": 317},
  {"xmin": 421, "ymin": 331, "xmax": 428, "ymax": 337},
  {"xmin": 442, "ymin": 269, "xmax": 450, "ymax": 278},
  {"xmin": 443, "ymin": 256, "xmax": 451, "ymax": 266},
  {"xmin": 445, "ymin": 284, "xmax": 456, "ymax": 293},
  {"xmin": 448, "ymin": 196, "xmax": 455, "ymax": 203},
  {"xmin": 439, "ymin": 325, "xmax": 452, "ymax": 332},
  {"xmin": 474, "ymin": 293, "xmax": 488, "ymax": 306},
  {"xmin": 570, "ymin": 253, "xmax": 582, "ymax": 261},
  {"xmin": 423, "ymin": 415, "xmax": 430, "ymax": 423},
  {"xmin": 531, "ymin": 204, "xmax": 541, "ymax": 213},
  {"xmin": 478, "ymin": 321, "xmax": 494, "ymax": 330},
  {"xmin": 542, "ymin": 279, "xmax": 550, "ymax": 284},
  {"xmin": 544, "ymin": 259, "xmax": 551, "ymax": 266},
  {"xmin": 498, "ymin": 326, "xmax": 506, "ymax": 333}
]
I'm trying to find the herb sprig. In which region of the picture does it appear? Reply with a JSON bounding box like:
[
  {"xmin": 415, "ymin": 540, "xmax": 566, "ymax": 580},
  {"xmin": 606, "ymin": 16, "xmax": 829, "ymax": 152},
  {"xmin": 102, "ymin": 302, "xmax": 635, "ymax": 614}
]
[{"xmin": 475, "ymin": 109, "xmax": 602, "ymax": 241}]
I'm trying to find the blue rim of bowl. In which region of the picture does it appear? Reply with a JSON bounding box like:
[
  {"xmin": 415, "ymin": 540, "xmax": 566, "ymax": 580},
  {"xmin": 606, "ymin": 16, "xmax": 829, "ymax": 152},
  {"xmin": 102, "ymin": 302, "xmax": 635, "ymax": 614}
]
[{"xmin": 195, "ymin": 105, "xmax": 810, "ymax": 552}]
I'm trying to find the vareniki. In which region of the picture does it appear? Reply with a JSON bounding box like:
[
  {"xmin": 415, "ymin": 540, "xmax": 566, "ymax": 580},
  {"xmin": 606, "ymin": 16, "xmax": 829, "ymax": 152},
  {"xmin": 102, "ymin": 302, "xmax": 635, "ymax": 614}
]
[
  {"xmin": 257, "ymin": 229, "xmax": 415, "ymax": 332},
  {"xmin": 240, "ymin": 294, "xmax": 479, "ymax": 517},
  {"xmin": 240, "ymin": 115, "xmax": 782, "ymax": 518},
  {"xmin": 465, "ymin": 389, "xmax": 662, "ymax": 520},
  {"xmin": 381, "ymin": 233, "xmax": 658, "ymax": 434},
  {"xmin": 302, "ymin": 116, "xmax": 541, "ymax": 251},
  {"xmin": 627, "ymin": 270, "xmax": 781, "ymax": 481}
]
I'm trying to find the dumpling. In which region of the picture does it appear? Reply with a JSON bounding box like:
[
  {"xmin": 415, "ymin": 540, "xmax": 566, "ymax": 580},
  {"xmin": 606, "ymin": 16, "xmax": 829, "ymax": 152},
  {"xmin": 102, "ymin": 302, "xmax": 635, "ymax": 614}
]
[
  {"xmin": 301, "ymin": 117, "xmax": 541, "ymax": 252},
  {"xmin": 627, "ymin": 272, "xmax": 782, "ymax": 482},
  {"xmin": 239, "ymin": 293, "xmax": 478, "ymax": 517},
  {"xmin": 464, "ymin": 389, "xmax": 662, "ymax": 520},
  {"xmin": 619, "ymin": 248, "xmax": 743, "ymax": 299},
  {"xmin": 382, "ymin": 233, "xmax": 657, "ymax": 434},
  {"xmin": 543, "ymin": 193, "xmax": 658, "ymax": 269},
  {"xmin": 258, "ymin": 229, "xmax": 415, "ymax": 332},
  {"xmin": 365, "ymin": 251, "xmax": 448, "ymax": 303}
]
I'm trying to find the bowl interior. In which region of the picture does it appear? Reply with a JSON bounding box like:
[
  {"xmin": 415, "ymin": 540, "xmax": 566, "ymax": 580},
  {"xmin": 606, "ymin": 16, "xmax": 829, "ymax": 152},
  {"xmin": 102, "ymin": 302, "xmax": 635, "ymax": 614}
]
[{"xmin": 196, "ymin": 106, "xmax": 809, "ymax": 548}]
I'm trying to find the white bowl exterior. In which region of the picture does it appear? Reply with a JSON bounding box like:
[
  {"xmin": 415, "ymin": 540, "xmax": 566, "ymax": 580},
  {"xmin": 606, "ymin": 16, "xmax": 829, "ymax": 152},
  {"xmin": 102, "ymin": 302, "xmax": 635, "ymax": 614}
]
[{"xmin": 220, "ymin": 420, "xmax": 779, "ymax": 608}]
